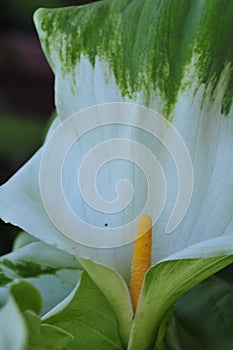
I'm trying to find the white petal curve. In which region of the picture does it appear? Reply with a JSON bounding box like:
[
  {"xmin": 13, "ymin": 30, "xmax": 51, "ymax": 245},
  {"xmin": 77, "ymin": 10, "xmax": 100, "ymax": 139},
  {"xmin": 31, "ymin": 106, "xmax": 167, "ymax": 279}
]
[
  {"xmin": 50, "ymin": 53, "xmax": 233, "ymax": 262},
  {"xmin": 0, "ymin": 121, "xmax": 133, "ymax": 281},
  {"xmin": 2, "ymin": 1, "xmax": 233, "ymax": 281}
]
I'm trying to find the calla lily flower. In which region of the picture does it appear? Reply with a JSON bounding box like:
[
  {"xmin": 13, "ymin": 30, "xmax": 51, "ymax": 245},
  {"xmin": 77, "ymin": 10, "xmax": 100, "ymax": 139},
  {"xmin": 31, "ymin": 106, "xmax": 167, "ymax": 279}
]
[{"xmin": 1, "ymin": 0, "xmax": 233, "ymax": 288}]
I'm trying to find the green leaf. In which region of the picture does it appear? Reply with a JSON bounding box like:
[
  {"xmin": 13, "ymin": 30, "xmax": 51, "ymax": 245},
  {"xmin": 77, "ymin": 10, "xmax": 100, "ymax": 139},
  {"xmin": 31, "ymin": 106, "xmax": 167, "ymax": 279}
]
[
  {"xmin": 11, "ymin": 280, "xmax": 42, "ymax": 315},
  {"xmin": 160, "ymin": 318, "xmax": 184, "ymax": 350},
  {"xmin": 153, "ymin": 312, "xmax": 203, "ymax": 350},
  {"xmin": 128, "ymin": 255, "xmax": 233, "ymax": 350},
  {"xmin": 175, "ymin": 276, "xmax": 233, "ymax": 350},
  {"xmin": 77, "ymin": 257, "xmax": 133, "ymax": 347},
  {"xmin": 0, "ymin": 292, "xmax": 27, "ymax": 350},
  {"xmin": 0, "ymin": 241, "xmax": 82, "ymax": 314},
  {"xmin": 13, "ymin": 231, "xmax": 38, "ymax": 251},
  {"xmin": 44, "ymin": 271, "xmax": 124, "ymax": 350},
  {"xmin": 153, "ymin": 305, "xmax": 176, "ymax": 350},
  {"xmin": 24, "ymin": 311, "xmax": 73, "ymax": 350},
  {"xmin": 169, "ymin": 318, "xmax": 205, "ymax": 350},
  {"xmin": 0, "ymin": 280, "xmax": 70, "ymax": 349}
]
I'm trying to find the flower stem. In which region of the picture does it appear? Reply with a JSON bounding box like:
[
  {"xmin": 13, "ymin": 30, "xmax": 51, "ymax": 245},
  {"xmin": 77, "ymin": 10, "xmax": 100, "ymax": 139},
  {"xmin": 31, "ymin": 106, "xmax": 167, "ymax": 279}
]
[{"xmin": 130, "ymin": 215, "xmax": 152, "ymax": 312}]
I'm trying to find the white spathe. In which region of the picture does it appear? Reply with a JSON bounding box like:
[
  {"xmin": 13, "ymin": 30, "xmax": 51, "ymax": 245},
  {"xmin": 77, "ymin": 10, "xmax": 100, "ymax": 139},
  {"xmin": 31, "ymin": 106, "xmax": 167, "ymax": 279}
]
[{"xmin": 0, "ymin": 55, "xmax": 233, "ymax": 282}]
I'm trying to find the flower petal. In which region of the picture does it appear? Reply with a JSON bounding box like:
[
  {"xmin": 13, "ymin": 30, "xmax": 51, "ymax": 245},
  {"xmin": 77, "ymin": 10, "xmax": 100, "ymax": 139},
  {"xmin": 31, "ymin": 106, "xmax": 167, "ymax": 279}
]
[
  {"xmin": 1, "ymin": 0, "xmax": 233, "ymax": 284},
  {"xmin": 0, "ymin": 118, "xmax": 133, "ymax": 280},
  {"xmin": 0, "ymin": 143, "xmax": 133, "ymax": 280},
  {"xmin": 34, "ymin": 1, "xmax": 233, "ymax": 119},
  {"xmin": 33, "ymin": 1, "xmax": 233, "ymax": 262}
]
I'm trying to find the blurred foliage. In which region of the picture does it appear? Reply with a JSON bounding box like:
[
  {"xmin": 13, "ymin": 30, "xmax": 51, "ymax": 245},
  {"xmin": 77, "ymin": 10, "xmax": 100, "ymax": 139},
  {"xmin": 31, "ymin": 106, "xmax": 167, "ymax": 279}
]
[
  {"xmin": 0, "ymin": 113, "xmax": 44, "ymax": 161},
  {"xmin": 0, "ymin": 113, "xmax": 45, "ymax": 255}
]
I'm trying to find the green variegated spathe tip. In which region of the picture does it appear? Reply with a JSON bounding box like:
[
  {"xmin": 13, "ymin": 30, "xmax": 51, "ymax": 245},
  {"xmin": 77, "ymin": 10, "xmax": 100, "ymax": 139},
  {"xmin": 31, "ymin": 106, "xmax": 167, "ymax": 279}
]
[{"xmin": 34, "ymin": 0, "xmax": 233, "ymax": 117}]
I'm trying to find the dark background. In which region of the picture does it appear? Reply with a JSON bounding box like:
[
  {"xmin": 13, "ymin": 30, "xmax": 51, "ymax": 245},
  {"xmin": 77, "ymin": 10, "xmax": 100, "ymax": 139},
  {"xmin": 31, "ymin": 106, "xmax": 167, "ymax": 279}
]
[{"xmin": 0, "ymin": 0, "xmax": 97, "ymax": 255}]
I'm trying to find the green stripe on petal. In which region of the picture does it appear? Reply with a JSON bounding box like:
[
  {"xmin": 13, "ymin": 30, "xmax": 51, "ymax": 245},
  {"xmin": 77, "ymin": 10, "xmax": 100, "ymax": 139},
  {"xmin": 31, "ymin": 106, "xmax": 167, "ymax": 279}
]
[
  {"xmin": 34, "ymin": 0, "xmax": 233, "ymax": 117},
  {"xmin": 0, "ymin": 241, "xmax": 82, "ymax": 315}
]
